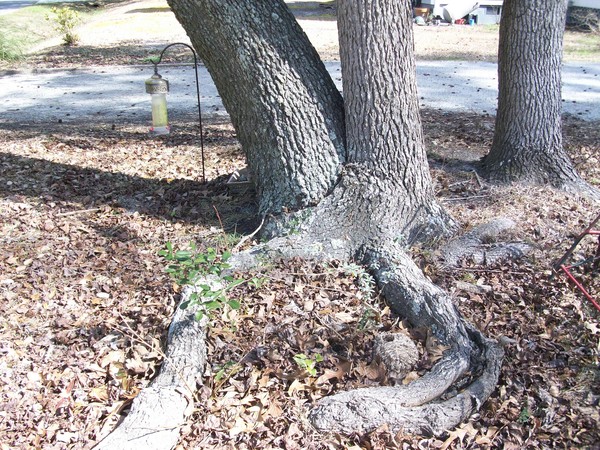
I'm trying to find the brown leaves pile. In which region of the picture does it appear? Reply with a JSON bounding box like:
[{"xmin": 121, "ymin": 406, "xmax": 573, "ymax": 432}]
[{"xmin": 1, "ymin": 112, "xmax": 599, "ymax": 449}]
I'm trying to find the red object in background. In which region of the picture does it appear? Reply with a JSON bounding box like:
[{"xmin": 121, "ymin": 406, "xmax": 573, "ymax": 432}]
[
  {"xmin": 554, "ymin": 213, "xmax": 600, "ymax": 313},
  {"xmin": 455, "ymin": 18, "xmax": 466, "ymax": 24}
]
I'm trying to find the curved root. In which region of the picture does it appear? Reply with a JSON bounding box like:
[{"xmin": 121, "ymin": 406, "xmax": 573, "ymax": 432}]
[
  {"xmin": 309, "ymin": 244, "xmax": 504, "ymax": 435},
  {"xmin": 309, "ymin": 336, "xmax": 502, "ymax": 436}
]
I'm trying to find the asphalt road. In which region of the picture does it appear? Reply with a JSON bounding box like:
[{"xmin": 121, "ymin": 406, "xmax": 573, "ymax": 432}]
[
  {"xmin": 0, "ymin": 0, "xmax": 37, "ymax": 14},
  {"xmin": 0, "ymin": 61, "xmax": 599, "ymax": 127},
  {"xmin": 0, "ymin": 0, "xmax": 84, "ymax": 14}
]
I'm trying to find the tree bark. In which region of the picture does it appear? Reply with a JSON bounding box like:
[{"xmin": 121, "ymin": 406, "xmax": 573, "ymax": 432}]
[
  {"xmin": 482, "ymin": 0, "xmax": 587, "ymax": 191},
  {"xmin": 94, "ymin": 288, "xmax": 207, "ymax": 450},
  {"xmin": 97, "ymin": 0, "xmax": 505, "ymax": 446},
  {"xmin": 167, "ymin": 0, "xmax": 346, "ymax": 215},
  {"xmin": 305, "ymin": 0, "xmax": 454, "ymax": 247}
]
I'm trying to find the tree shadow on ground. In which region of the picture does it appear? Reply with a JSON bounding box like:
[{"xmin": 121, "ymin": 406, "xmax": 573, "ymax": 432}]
[
  {"xmin": 0, "ymin": 151, "xmax": 257, "ymax": 232},
  {"xmin": 27, "ymin": 42, "xmax": 198, "ymax": 68},
  {"xmin": 126, "ymin": 6, "xmax": 172, "ymax": 14}
]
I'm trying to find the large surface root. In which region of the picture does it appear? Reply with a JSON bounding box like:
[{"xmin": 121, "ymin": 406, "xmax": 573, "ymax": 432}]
[
  {"xmin": 309, "ymin": 336, "xmax": 502, "ymax": 436},
  {"xmin": 94, "ymin": 287, "xmax": 208, "ymax": 450},
  {"xmin": 309, "ymin": 245, "xmax": 504, "ymax": 435},
  {"xmin": 94, "ymin": 228, "xmax": 503, "ymax": 447},
  {"xmin": 440, "ymin": 218, "xmax": 532, "ymax": 268}
]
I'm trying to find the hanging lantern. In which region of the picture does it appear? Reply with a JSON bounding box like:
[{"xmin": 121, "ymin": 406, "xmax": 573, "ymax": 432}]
[{"xmin": 145, "ymin": 69, "xmax": 170, "ymax": 135}]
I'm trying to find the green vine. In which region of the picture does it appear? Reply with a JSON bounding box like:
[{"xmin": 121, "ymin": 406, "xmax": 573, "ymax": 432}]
[{"xmin": 159, "ymin": 242, "xmax": 264, "ymax": 321}]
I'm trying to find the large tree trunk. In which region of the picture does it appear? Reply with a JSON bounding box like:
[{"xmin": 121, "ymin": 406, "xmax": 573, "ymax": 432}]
[
  {"xmin": 482, "ymin": 0, "xmax": 588, "ymax": 192},
  {"xmin": 297, "ymin": 0, "xmax": 454, "ymax": 249},
  {"xmin": 97, "ymin": 1, "xmax": 504, "ymax": 447},
  {"xmin": 168, "ymin": 0, "xmax": 346, "ymax": 215},
  {"xmin": 306, "ymin": 0, "xmax": 499, "ymax": 433}
]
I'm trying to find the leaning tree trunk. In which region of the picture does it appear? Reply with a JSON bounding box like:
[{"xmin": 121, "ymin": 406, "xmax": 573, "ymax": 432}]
[
  {"xmin": 482, "ymin": 0, "xmax": 587, "ymax": 191},
  {"xmin": 167, "ymin": 0, "xmax": 346, "ymax": 215}
]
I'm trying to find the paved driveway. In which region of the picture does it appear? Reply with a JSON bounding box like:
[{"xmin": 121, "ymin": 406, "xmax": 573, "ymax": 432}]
[
  {"xmin": 0, "ymin": 61, "xmax": 598, "ymax": 126},
  {"xmin": 0, "ymin": 0, "xmax": 37, "ymax": 14}
]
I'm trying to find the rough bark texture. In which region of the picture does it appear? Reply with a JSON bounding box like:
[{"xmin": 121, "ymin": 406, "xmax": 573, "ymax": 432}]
[
  {"xmin": 98, "ymin": 0, "xmax": 505, "ymax": 446},
  {"xmin": 325, "ymin": 0, "xmax": 454, "ymax": 245},
  {"xmin": 308, "ymin": 245, "xmax": 503, "ymax": 436},
  {"xmin": 94, "ymin": 287, "xmax": 207, "ymax": 450},
  {"xmin": 303, "ymin": 1, "xmax": 500, "ymax": 433},
  {"xmin": 372, "ymin": 333, "xmax": 419, "ymax": 382},
  {"xmin": 482, "ymin": 0, "xmax": 585, "ymax": 191},
  {"xmin": 167, "ymin": 0, "xmax": 346, "ymax": 215},
  {"xmin": 310, "ymin": 333, "xmax": 503, "ymax": 436}
]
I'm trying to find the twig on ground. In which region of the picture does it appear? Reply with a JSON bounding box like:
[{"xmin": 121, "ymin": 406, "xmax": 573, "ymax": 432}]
[
  {"xmin": 472, "ymin": 169, "xmax": 485, "ymax": 189},
  {"xmin": 232, "ymin": 215, "xmax": 265, "ymax": 253},
  {"xmin": 57, "ymin": 207, "xmax": 101, "ymax": 217}
]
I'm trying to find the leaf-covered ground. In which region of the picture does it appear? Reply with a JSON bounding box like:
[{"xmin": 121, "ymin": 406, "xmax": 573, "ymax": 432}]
[{"xmin": 1, "ymin": 112, "xmax": 598, "ymax": 449}]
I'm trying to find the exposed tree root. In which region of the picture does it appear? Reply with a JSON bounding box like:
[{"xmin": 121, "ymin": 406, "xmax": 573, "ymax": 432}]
[
  {"xmin": 95, "ymin": 226, "xmax": 504, "ymax": 448},
  {"xmin": 308, "ymin": 245, "xmax": 504, "ymax": 435},
  {"xmin": 94, "ymin": 287, "xmax": 208, "ymax": 450},
  {"xmin": 309, "ymin": 331, "xmax": 503, "ymax": 436},
  {"xmin": 440, "ymin": 218, "xmax": 532, "ymax": 268}
]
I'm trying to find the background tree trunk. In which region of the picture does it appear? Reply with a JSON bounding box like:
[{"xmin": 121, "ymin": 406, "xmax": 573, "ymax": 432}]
[
  {"xmin": 167, "ymin": 0, "xmax": 346, "ymax": 215},
  {"xmin": 482, "ymin": 0, "xmax": 584, "ymax": 189}
]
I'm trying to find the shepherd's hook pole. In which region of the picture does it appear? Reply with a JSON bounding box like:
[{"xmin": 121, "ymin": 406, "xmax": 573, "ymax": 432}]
[{"xmin": 153, "ymin": 42, "xmax": 206, "ymax": 183}]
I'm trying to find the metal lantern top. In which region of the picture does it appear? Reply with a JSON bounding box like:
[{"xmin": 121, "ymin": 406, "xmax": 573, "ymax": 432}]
[{"xmin": 145, "ymin": 72, "xmax": 169, "ymax": 95}]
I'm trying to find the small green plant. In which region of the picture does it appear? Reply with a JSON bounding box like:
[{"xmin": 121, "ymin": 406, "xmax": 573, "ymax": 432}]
[
  {"xmin": 248, "ymin": 276, "xmax": 267, "ymax": 289},
  {"xmin": 159, "ymin": 242, "xmax": 243, "ymax": 320},
  {"xmin": 144, "ymin": 56, "xmax": 160, "ymax": 64},
  {"xmin": 159, "ymin": 242, "xmax": 265, "ymax": 321},
  {"xmin": 517, "ymin": 405, "xmax": 531, "ymax": 424},
  {"xmin": 160, "ymin": 242, "xmax": 232, "ymax": 285},
  {"xmin": 357, "ymin": 307, "xmax": 378, "ymax": 330},
  {"xmin": 341, "ymin": 262, "xmax": 376, "ymax": 300},
  {"xmin": 214, "ymin": 361, "xmax": 239, "ymax": 382},
  {"xmin": 46, "ymin": 6, "xmax": 81, "ymax": 46},
  {"xmin": 0, "ymin": 31, "xmax": 24, "ymax": 61},
  {"xmin": 293, "ymin": 353, "xmax": 323, "ymax": 377}
]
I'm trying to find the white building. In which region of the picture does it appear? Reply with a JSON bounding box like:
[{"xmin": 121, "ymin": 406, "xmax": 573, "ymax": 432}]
[
  {"xmin": 416, "ymin": 0, "xmax": 599, "ymax": 25},
  {"xmin": 418, "ymin": 1, "xmax": 503, "ymax": 25}
]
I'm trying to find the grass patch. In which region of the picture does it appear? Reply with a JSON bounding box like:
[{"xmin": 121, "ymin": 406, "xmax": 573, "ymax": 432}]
[
  {"xmin": 0, "ymin": 2, "xmax": 104, "ymax": 62},
  {"xmin": 286, "ymin": 0, "xmax": 336, "ymax": 20},
  {"xmin": 0, "ymin": 5, "xmax": 56, "ymax": 60},
  {"xmin": 564, "ymin": 30, "xmax": 600, "ymax": 62},
  {"xmin": 0, "ymin": 30, "xmax": 26, "ymax": 61}
]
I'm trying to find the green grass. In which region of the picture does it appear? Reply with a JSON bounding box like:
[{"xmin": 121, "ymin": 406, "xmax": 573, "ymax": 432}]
[
  {"xmin": 0, "ymin": 31, "xmax": 25, "ymax": 61},
  {"xmin": 1, "ymin": 1, "xmax": 598, "ymax": 64},
  {"xmin": 0, "ymin": 5, "xmax": 56, "ymax": 60},
  {"xmin": 0, "ymin": 2, "xmax": 103, "ymax": 61},
  {"xmin": 564, "ymin": 30, "xmax": 600, "ymax": 62},
  {"xmin": 285, "ymin": 0, "xmax": 336, "ymax": 20}
]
